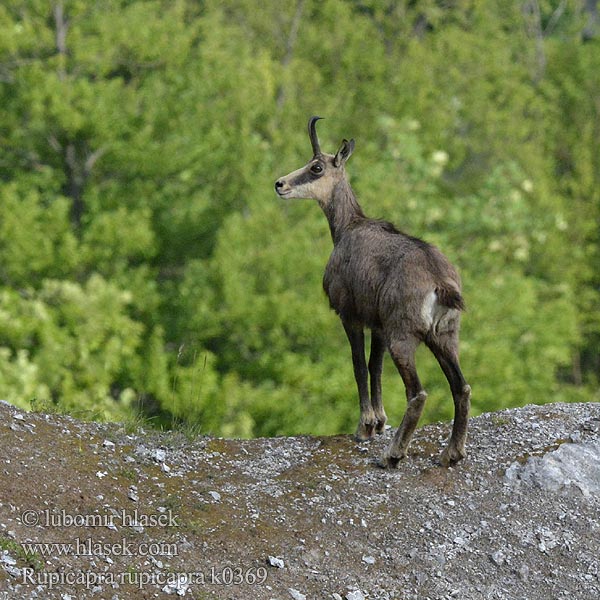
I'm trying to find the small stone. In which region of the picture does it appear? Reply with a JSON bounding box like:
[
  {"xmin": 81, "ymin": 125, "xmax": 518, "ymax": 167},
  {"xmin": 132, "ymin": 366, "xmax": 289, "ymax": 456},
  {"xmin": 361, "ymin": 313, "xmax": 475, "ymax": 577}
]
[
  {"xmin": 162, "ymin": 575, "xmax": 189, "ymax": 596},
  {"xmin": 491, "ymin": 550, "xmax": 505, "ymax": 566},
  {"xmin": 569, "ymin": 431, "xmax": 582, "ymax": 443},
  {"xmin": 102, "ymin": 439, "xmax": 115, "ymax": 449},
  {"xmin": 268, "ymin": 555, "xmax": 285, "ymax": 569},
  {"xmin": 4, "ymin": 565, "xmax": 21, "ymax": 578},
  {"xmin": 130, "ymin": 522, "xmax": 144, "ymax": 533},
  {"xmin": 361, "ymin": 555, "xmax": 375, "ymax": 565},
  {"xmin": 96, "ymin": 471, "xmax": 108, "ymax": 479},
  {"xmin": 128, "ymin": 485, "xmax": 139, "ymax": 502},
  {"xmin": 288, "ymin": 589, "xmax": 307, "ymax": 600},
  {"xmin": 432, "ymin": 551, "xmax": 446, "ymax": 568},
  {"xmin": 1, "ymin": 553, "xmax": 16, "ymax": 566},
  {"xmin": 517, "ymin": 564, "xmax": 530, "ymax": 581},
  {"xmin": 208, "ymin": 491, "xmax": 221, "ymax": 502},
  {"xmin": 346, "ymin": 591, "xmax": 366, "ymax": 600},
  {"xmin": 179, "ymin": 538, "xmax": 193, "ymax": 552},
  {"xmin": 153, "ymin": 448, "xmax": 167, "ymax": 463}
]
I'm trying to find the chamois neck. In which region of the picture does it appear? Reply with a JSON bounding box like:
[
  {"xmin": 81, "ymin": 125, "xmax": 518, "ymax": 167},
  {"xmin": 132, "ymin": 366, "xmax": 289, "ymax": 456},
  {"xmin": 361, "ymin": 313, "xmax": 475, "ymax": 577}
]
[{"xmin": 322, "ymin": 179, "xmax": 366, "ymax": 244}]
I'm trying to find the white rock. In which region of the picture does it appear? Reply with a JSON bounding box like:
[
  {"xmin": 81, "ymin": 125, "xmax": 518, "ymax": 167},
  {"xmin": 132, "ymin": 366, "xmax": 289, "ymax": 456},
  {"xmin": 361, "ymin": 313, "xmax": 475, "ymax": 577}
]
[
  {"xmin": 4, "ymin": 565, "xmax": 21, "ymax": 578},
  {"xmin": 505, "ymin": 443, "xmax": 600, "ymax": 498},
  {"xmin": 268, "ymin": 555, "xmax": 285, "ymax": 568},
  {"xmin": 1, "ymin": 552, "xmax": 16, "ymax": 566},
  {"xmin": 128, "ymin": 486, "xmax": 139, "ymax": 502},
  {"xmin": 517, "ymin": 564, "xmax": 530, "ymax": 581},
  {"xmin": 288, "ymin": 589, "xmax": 307, "ymax": 600},
  {"xmin": 162, "ymin": 575, "xmax": 189, "ymax": 596},
  {"xmin": 153, "ymin": 448, "xmax": 167, "ymax": 463}
]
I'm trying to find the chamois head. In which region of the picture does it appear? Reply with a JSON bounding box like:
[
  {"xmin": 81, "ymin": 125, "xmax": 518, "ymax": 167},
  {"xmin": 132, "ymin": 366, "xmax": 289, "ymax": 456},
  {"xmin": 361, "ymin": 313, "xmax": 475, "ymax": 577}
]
[{"xmin": 275, "ymin": 116, "xmax": 355, "ymax": 205}]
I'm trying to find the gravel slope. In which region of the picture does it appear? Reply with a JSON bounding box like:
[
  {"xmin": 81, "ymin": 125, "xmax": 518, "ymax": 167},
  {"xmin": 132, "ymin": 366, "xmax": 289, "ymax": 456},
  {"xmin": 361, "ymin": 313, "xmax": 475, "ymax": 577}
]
[{"xmin": 1, "ymin": 400, "xmax": 599, "ymax": 600}]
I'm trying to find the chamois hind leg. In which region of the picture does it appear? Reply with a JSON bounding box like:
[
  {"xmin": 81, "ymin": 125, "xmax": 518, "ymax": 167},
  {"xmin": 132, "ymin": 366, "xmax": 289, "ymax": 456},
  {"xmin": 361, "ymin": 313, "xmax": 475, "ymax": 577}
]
[
  {"xmin": 369, "ymin": 329, "xmax": 387, "ymax": 434},
  {"xmin": 380, "ymin": 336, "xmax": 426, "ymax": 468},
  {"xmin": 427, "ymin": 333, "xmax": 471, "ymax": 466},
  {"xmin": 342, "ymin": 320, "xmax": 375, "ymax": 441}
]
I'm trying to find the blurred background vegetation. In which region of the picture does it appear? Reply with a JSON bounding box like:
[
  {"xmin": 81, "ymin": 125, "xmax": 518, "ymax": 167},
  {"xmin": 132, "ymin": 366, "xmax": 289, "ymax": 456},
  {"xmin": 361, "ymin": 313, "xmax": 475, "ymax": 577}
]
[{"xmin": 0, "ymin": 0, "xmax": 598, "ymax": 437}]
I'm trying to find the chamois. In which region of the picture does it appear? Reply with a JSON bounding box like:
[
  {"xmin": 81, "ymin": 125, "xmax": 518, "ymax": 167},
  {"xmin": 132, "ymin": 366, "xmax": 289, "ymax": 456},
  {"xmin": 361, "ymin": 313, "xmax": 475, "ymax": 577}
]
[{"xmin": 274, "ymin": 116, "xmax": 471, "ymax": 468}]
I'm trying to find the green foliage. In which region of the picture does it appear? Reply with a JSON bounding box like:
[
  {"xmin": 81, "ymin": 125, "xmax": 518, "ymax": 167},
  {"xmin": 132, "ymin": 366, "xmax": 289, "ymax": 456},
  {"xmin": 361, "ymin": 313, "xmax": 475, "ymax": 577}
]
[
  {"xmin": 0, "ymin": 0, "xmax": 597, "ymax": 436},
  {"xmin": 0, "ymin": 275, "xmax": 143, "ymax": 419}
]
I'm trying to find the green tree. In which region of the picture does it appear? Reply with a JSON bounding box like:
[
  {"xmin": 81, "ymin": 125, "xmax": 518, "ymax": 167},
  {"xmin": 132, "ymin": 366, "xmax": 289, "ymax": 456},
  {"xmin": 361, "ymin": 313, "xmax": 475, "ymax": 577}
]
[{"xmin": 0, "ymin": 0, "xmax": 596, "ymax": 436}]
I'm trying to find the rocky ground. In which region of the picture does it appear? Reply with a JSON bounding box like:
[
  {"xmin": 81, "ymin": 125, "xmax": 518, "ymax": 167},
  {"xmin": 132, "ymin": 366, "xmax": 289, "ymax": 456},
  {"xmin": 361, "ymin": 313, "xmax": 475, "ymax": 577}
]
[{"xmin": 0, "ymin": 399, "xmax": 599, "ymax": 600}]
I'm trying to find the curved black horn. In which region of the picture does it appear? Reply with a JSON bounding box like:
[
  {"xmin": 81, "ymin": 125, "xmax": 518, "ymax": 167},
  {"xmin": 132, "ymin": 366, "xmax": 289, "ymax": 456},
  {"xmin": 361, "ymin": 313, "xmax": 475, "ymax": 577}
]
[{"xmin": 308, "ymin": 116, "xmax": 323, "ymax": 156}]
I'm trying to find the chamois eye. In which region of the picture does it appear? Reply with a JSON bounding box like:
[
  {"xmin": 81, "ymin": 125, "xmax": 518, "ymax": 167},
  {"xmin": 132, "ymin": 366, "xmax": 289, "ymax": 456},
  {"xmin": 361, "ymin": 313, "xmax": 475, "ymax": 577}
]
[{"xmin": 311, "ymin": 163, "xmax": 323, "ymax": 174}]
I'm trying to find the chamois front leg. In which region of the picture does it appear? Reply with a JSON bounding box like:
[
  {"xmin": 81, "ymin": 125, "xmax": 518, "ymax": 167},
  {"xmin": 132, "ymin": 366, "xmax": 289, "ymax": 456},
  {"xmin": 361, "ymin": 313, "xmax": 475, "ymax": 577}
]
[
  {"xmin": 369, "ymin": 329, "xmax": 387, "ymax": 434},
  {"xmin": 343, "ymin": 321, "xmax": 375, "ymax": 441}
]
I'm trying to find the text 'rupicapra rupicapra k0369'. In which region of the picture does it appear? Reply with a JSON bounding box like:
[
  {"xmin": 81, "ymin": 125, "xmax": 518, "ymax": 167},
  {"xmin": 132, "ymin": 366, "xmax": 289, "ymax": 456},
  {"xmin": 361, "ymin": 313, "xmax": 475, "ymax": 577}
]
[{"xmin": 275, "ymin": 116, "xmax": 471, "ymax": 468}]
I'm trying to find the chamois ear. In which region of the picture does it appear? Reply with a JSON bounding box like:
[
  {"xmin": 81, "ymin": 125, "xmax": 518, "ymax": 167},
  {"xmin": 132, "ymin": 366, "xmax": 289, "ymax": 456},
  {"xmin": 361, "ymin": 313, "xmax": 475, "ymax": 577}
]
[{"xmin": 334, "ymin": 138, "xmax": 355, "ymax": 167}]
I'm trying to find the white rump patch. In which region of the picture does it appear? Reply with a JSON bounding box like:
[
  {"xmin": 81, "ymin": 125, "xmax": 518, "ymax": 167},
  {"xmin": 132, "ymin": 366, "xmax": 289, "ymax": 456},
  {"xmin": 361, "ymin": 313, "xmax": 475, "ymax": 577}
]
[
  {"xmin": 421, "ymin": 290, "xmax": 456, "ymax": 334},
  {"xmin": 421, "ymin": 290, "xmax": 438, "ymax": 329}
]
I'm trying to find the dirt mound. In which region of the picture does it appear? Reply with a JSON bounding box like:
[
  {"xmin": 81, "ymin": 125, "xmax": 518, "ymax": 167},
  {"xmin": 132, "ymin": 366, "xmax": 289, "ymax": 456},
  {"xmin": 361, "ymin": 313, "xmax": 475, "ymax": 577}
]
[{"xmin": 1, "ymin": 400, "xmax": 599, "ymax": 599}]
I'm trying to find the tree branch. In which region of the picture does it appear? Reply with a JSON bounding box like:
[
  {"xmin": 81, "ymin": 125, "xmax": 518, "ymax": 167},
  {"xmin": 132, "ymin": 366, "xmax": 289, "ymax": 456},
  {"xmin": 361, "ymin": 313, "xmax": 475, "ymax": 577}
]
[
  {"xmin": 276, "ymin": 0, "xmax": 306, "ymax": 112},
  {"xmin": 522, "ymin": 0, "xmax": 546, "ymax": 83},
  {"xmin": 53, "ymin": 1, "xmax": 69, "ymax": 80},
  {"xmin": 583, "ymin": 0, "xmax": 599, "ymax": 41}
]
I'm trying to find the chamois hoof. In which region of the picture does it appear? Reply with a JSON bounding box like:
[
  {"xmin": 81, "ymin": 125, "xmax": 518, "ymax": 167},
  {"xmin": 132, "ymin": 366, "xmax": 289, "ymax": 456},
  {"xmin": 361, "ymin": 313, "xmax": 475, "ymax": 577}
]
[
  {"xmin": 439, "ymin": 444, "xmax": 467, "ymax": 467},
  {"xmin": 377, "ymin": 448, "xmax": 405, "ymax": 469},
  {"xmin": 355, "ymin": 419, "xmax": 376, "ymax": 441},
  {"xmin": 374, "ymin": 416, "xmax": 388, "ymax": 435}
]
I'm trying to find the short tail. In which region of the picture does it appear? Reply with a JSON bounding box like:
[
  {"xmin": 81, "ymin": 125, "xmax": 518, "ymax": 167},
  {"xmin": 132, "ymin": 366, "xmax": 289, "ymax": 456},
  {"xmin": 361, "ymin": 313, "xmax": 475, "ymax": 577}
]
[{"xmin": 436, "ymin": 284, "xmax": 466, "ymax": 311}]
